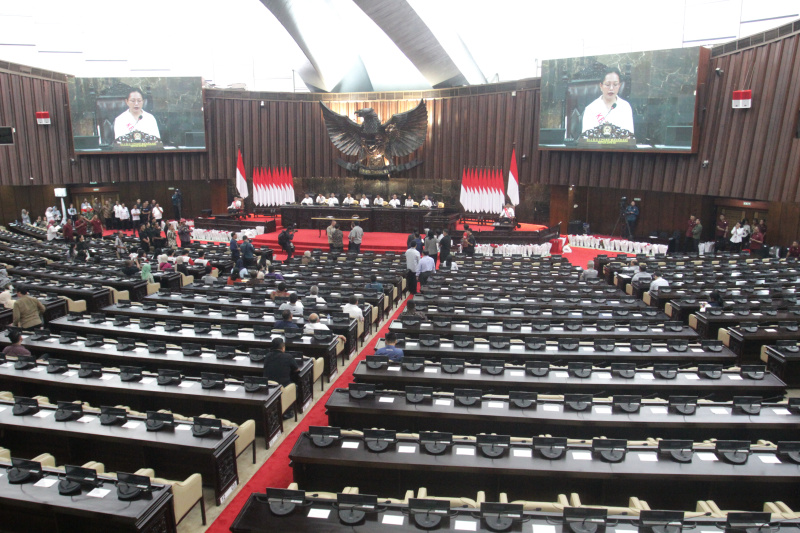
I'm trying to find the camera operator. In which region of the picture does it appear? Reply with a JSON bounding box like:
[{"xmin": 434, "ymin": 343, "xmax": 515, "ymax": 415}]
[{"xmin": 624, "ymin": 200, "xmax": 639, "ymax": 240}]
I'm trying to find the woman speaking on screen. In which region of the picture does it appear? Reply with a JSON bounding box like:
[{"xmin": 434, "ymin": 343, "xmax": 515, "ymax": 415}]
[
  {"xmin": 581, "ymin": 68, "xmax": 634, "ymax": 134},
  {"xmin": 114, "ymin": 89, "xmax": 161, "ymax": 140}
]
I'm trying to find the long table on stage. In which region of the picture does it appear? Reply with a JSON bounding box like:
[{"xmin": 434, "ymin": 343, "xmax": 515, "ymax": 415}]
[
  {"xmin": 281, "ymin": 205, "xmax": 460, "ymax": 233},
  {"xmin": 194, "ymin": 216, "xmax": 277, "ymax": 234}
]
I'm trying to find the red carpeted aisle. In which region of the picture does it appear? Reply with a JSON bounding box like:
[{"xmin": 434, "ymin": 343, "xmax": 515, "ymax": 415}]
[{"xmin": 205, "ymin": 298, "xmax": 410, "ymax": 532}]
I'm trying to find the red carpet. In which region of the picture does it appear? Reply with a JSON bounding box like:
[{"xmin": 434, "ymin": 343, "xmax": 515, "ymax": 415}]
[
  {"xmin": 252, "ymin": 228, "xmax": 412, "ymax": 255},
  {"xmin": 205, "ymin": 297, "xmax": 410, "ymax": 532}
]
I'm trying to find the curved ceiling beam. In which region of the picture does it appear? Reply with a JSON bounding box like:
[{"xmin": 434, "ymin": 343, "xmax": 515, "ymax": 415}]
[{"xmin": 353, "ymin": 0, "xmax": 474, "ymax": 88}]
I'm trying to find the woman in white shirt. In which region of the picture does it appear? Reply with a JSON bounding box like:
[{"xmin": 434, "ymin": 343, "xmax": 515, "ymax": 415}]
[{"xmin": 729, "ymin": 222, "xmax": 746, "ymax": 253}]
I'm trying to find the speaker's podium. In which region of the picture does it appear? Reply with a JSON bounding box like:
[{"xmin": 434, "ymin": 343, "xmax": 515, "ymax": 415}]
[{"xmin": 113, "ymin": 132, "xmax": 163, "ymax": 151}]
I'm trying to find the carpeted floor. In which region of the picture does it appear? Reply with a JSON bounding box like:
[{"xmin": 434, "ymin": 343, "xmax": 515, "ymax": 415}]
[{"xmin": 204, "ymin": 297, "xmax": 411, "ymax": 532}]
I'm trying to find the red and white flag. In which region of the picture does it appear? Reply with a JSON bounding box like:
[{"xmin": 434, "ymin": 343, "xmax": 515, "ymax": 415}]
[
  {"xmin": 459, "ymin": 168, "xmax": 468, "ymax": 210},
  {"xmin": 507, "ymin": 148, "xmax": 520, "ymax": 206},
  {"xmin": 287, "ymin": 167, "xmax": 295, "ymax": 202},
  {"xmin": 235, "ymin": 149, "xmax": 248, "ymax": 199}
]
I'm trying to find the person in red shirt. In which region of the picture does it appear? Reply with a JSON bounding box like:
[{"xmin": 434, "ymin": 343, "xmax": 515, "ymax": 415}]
[
  {"xmin": 788, "ymin": 241, "xmax": 800, "ymax": 258},
  {"xmin": 74, "ymin": 216, "xmax": 88, "ymax": 237},
  {"xmin": 749, "ymin": 227, "xmax": 765, "ymax": 257},
  {"xmin": 62, "ymin": 219, "xmax": 74, "ymax": 242},
  {"xmin": 90, "ymin": 215, "xmax": 104, "ymax": 239},
  {"xmin": 684, "ymin": 215, "xmax": 697, "ymax": 252}
]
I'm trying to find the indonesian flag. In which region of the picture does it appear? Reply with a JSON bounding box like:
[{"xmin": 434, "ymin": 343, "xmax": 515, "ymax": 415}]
[
  {"xmin": 287, "ymin": 166, "xmax": 296, "ymax": 202},
  {"xmin": 258, "ymin": 167, "xmax": 266, "ymax": 206},
  {"xmin": 480, "ymin": 168, "xmax": 489, "ymax": 213},
  {"xmin": 265, "ymin": 167, "xmax": 274, "ymax": 206},
  {"xmin": 507, "ymin": 148, "xmax": 520, "ymax": 206},
  {"xmin": 278, "ymin": 167, "xmax": 287, "ymax": 205},
  {"xmin": 459, "ymin": 168, "xmax": 467, "ymax": 210},
  {"xmin": 494, "ymin": 169, "xmax": 503, "ymax": 214},
  {"xmin": 252, "ymin": 168, "xmax": 259, "ymax": 206},
  {"xmin": 468, "ymin": 168, "xmax": 477, "ymax": 213},
  {"xmin": 257, "ymin": 167, "xmax": 264, "ymax": 206},
  {"xmin": 235, "ymin": 149, "xmax": 249, "ymax": 199}
]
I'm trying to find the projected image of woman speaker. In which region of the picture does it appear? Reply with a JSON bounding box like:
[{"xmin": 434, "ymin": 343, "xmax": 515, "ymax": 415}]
[
  {"xmin": 581, "ymin": 68, "xmax": 635, "ymax": 135},
  {"xmin": 114, "ymin": 89, "xmax": 161, "ymax": 141}
]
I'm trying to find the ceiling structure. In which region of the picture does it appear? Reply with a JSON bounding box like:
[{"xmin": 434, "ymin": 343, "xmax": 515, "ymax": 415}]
[{"xmin": 0, "ymin": 0, "xmax": 797, "ymax": 92}]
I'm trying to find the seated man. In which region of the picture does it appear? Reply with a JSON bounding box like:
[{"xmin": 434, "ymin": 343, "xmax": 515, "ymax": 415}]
[
  {"xmin": 373, "ymin": 194, "xmax": 384, "ymax": 206},
  {"xmin": 375, "ymin": 332, "xmax": 404, "ymax": 362},
  {"xmin": 388, "ymin": 194, "xmax": 401, "ymax": 208},
  {"xmin": 342, "ymin": 193, "xmax": 357, "ymax": 206},
  {"xmin": 630, "ymin": 264, "xmax": 652, "ymax": 284},
  {"xmin": 279, "ymin": 293, "xmax": 304, "ymax": 316},
  {"xmin": 579, "ymin": 260, "xmax": 598, "ymax": 281},
  {"xmin": 404, "ymin": 196, "xmax": 415, "ymax": 207},
  {"xmin": 419, "ymin": 195, "xmax": 433, "ymax": 208},
  {"xmin": 309, "ymin": 285, "xmax": 326, "ymax": 303},
  {"xmin": 271, "ymin": 282, "xmax": 291, "ymax": 300},
  {"xmin": 315, "ymin": 193, "xmax": 327, "ymax": 204},
  {"xmin": 359, "ymin": 194, "xmax": 370, "ymax": 207},
  {"xmin": 327, "ymin": 193, "xmax": 339, "ymax": 207},
  {"xmin": 274, "ymin": 309, "xmax": 299, "ymax": 330},
  {"xmin": 303, "ymin": 312, "xmax": 330, "ymax": 334},
  {"xmin": 201, "ymin": 264, "xmax": 217, "ymax": 285},
  {"xmin": 365, "ymin": 274, "xmax": 383, "ymax": 292},
  {"xmin": 194, "ymin": 250, "xmax": 209, "ymax": 267},
  {"xmin": 649, "ymin": 271, "xmax": 669, "ymax": 292},
  {"xmin": 265, "ymin": 265, "xmax": 285, "ymax": 281},
  {"xmin": 120, "ymin": 259, "xmax": 140, "ymax": 277},
  {"xmin": 228, "ymin": 197, "xmax": 243, "ymax": 214},
  {"xmin": 262, "ymin": 337, "xmax": 300, "ymax": 419},
  {"xmin": 342, "ymin": 295, "xmax": 364, "ymax": 322},
  {"xmin": 300, "ymin": 194, "xmax": 314, "ymax": 206},
  {"xmin": 2, "ymin": 330, "xmax": 31, "ymax": 357},
  {"xmin": 404, "ymin": 299, "xmax": 427, "ymax": 320}
]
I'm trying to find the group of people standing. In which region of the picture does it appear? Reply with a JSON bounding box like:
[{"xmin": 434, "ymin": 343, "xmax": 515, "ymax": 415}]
[
  {"xmin": 684, "ymin": 214, "xmax": 768, "ymax": 256},
  {"xmin": 405, "ymin": 228, "xmax": 464, "ymax": 295}
]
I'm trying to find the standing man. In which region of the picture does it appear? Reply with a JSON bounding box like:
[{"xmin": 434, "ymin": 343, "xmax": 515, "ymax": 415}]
[
  {"xmin": 684, "ymin": 215, "xmax": 697, "ymax": 252},
  {"xmin": 230, "ymin": 233, "xmax": 240, "ymax": 262},
  {"xmin": 715, "ymin": 214, "xmax": 729, "ymax": 253},
  {"xmin": 416, "ymin": 250, "xmax": 436, "ymax": 286},
  {"xmin": 330, "ymin": 223, "xmax": 344, "ymax": 253},
  {"xmin": 692, "ymin": 219, "xmax": 703, "ymax": 253},
  {"xmin": 624, "ymin": 200, "xmax": 639, "ymax": 240},
  {"xmin": 171, "ymin": 189, "xmax": 183, "ymax": 221},
  {"xmin": 326, "ymin": 220, "xmax": 337, "ymax": 252},
  {"xmin": 241, "ymin": 236, "xmax": 255, "ymax": 267},
  {"xmin": 12, "ymin": 288, "xmax": 46, "ymax": 329},
  {"xmin": 405, "ymin": 242, "xmax": 421, "ymax": 295},
  {"xmin": 348, "ymin": 221, "xmax": 363, "ymax": 253},
  {"xmin": 439, "ymin": 229, "xmax": 452, "ymax": 269}
]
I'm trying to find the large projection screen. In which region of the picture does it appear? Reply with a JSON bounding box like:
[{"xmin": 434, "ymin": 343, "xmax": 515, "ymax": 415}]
[
  {"xmin": 538, "ymin": 47, "xmax": 706, "ymax": 153},
  {"xmin": 68, "ymin": 76, "xmax": 206, "ymax": 154}
]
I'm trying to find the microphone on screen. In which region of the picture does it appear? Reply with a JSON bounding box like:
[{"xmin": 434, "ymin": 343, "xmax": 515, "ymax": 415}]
[{"xmin": 611, "ymin": 103, "xmax": 617, "ymax": 110}]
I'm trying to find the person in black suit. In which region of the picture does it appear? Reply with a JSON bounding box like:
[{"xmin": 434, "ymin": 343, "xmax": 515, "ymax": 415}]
[
  {"xmin": 439, "ymin": 228, "xmax": 452, "ymax": 269},
  {"xmin": 262, "ymin": 338, "xmax": 300, "ymax": 420}
]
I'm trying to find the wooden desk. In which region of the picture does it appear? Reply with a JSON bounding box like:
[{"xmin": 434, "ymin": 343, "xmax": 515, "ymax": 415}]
[
  {"xmin": 0, "ymin": 464, "xmax": 176, "ymax": 533},
  {"xmin": 0, "ymin": 293, "xmax": 67, "ymax": 329},
  {"xmin": 12, "ymin": 280, "xmax": 110, "ymax": 313},
  {"xmin": 723, "ymin": 325, "xmax": 800, "ymax": 362},
  {"xmin": 0, "ymin": 332, "xmax": 316, "ymax": 415},
  {"xmin": 762, "ymin": 344, "xmax": 800, "ymax": 387},
  {"xmin": 0, "ymin": 361, "xmax": 284, "ymax": 447},
  {"xmin": 47, "ymin": 315, "xmax": 340, "ymax": 382},
  {"xmin": 388, "ymin": 321, "xmax": 700, "ymax": 342},
  {"xmin": 326, "ymin": 389, "xmax": 797, "ymax": 442},
  {"xmin": 693, "ymin": 309, "xmax": 800, "ymax": 339},
  {"xmin": 289, "ymin": 432, "xmax": 800, "ymax": 510},
  {"xmin": 350, "ymin": 361, "xmax": 785, "ymax": 400},
  {"xmin": 379, "ymin": 338, "xmax": 737, "ymax": 365},
  {"xmin": 0, "ymin": 398, "xmax": 239, "ymax": 506},
  {"xmin": 10, "ymin": 266, "xmax": 149, "ymax": 302}
]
